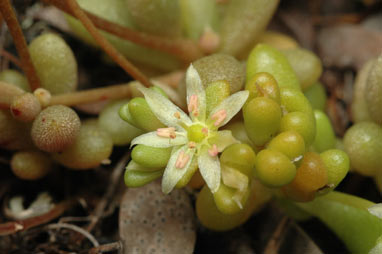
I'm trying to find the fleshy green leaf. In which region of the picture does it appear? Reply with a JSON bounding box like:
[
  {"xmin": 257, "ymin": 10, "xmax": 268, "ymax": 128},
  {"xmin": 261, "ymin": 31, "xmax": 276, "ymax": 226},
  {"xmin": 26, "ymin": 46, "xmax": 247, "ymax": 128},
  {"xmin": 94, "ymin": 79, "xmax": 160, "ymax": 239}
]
[
  {"xmin": 209, "ymin": 130, "xmax": 238, "ymax": 152},
  {"xmin": 126, "ymin": 160, "xmax": 162, "ymax": 172},
  {"xmin": 131, "ymin": 131, "xmax": 187, "ymax": 148},
  {"xmin": 208, "ymin": 90, "xmax": 249, "ymax": 129},
  {"xmin": 137, "ymin": 84, "xmax": 192, "ymax": 129},
  {"xmin": 162, "ymin": 145, "xmax": 195, "ymax": 194},
  {"xmin": 198, "ymin": 148, "xmax": 221, "ymax": 193},
  {"xmin": 186, "ymin": 64, "xmax": 206, "ymax": 121}
]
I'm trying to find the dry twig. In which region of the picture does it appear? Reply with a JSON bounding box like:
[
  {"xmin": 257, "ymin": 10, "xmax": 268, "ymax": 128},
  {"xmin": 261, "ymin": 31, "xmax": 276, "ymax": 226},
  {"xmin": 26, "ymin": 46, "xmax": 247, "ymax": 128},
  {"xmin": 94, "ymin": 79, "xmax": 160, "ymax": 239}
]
[
  {"xmin": 65, "ymin": 0, "xmax": 151, "ymax": 87},
  {"xmin": 0, "ymin": 0, "xmax": 40, "ymax": 90}
]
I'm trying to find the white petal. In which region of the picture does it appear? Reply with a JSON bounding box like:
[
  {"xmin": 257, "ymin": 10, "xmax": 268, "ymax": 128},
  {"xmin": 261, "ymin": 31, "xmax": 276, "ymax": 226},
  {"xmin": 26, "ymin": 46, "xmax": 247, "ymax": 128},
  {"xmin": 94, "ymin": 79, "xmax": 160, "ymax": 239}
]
[
  {"xmin": 198, "ymin": 148, "xmax": 221, "ymax": 193},
  {"xmin": 368, "ymin": 203, "xmax": 382, "ymax": 219},
  {"xmin": 186, "ymin": 64, "xmax": 206, "ymax": 121},
  {"xmin": 209, "ymin": 130, "xmax": 239, "ymax": 152},
  {"xmin": 137, "ymin": 83, "xmax": 192, "ymax": 129},
  {"xmin": 162, "ymin": 145, "xmax": 195, "ymax": 194},
  {"xmin": 208, "ymin": 90, "xmax": 249, "ymax": 128},
  {"xmin": 131, "ymin": 131, "xmax": 187, "ymax": 148},
  {"xmin": 221, "ymin": 165, "xmax": 248, "ymax": 192}
]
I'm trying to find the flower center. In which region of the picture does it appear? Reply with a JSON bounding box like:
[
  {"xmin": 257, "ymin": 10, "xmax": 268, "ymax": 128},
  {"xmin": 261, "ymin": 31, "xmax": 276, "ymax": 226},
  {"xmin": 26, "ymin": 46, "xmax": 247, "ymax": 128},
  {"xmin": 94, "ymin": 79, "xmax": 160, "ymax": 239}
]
[{"xmin": 187, "ymin": 124, "xmax": 208, "ymax": 143}]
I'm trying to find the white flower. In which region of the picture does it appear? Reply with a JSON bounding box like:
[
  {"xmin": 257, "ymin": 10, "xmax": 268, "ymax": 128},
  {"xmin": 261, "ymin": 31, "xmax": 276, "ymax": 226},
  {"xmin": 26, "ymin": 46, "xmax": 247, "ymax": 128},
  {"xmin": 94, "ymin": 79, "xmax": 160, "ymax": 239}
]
[{"xmin": 131, "ymin": 65, "xmax": 249, "ymax": 194}]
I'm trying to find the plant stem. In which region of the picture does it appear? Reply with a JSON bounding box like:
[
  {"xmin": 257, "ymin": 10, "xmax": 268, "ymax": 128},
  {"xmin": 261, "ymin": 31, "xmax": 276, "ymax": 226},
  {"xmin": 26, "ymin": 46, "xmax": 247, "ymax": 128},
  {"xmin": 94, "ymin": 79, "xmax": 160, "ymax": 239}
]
[
  {"xmin": 0, "ymin": 49, "xmax": 22, "ymax": 67},
  {"xmin": 65, "ymin": 0, "xmax": 151, "ymax": 88},
  {"xmin": 49, "ymin": 83, "xmax": 132, "ymax": 106},
  {"xmin": 0, "ymin": 0, "xmax": 40, "ymax": 91},
  {"xmin": 42, "ymin": 0, "xmax": 204, "ymax": 64},
  {"xmin": 0, "ymin": 199, "xmax": 74, "ymax": 236}
]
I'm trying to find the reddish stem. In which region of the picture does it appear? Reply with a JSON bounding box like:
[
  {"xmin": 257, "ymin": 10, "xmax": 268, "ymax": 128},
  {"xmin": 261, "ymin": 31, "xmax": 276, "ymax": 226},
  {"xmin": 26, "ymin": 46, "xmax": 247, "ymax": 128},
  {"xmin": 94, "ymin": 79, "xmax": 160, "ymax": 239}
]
[
  {"xmin": 65, "ymin": 0, "xmax": 151, "ymax": 87},
  {"xmin": 0, "ymin": 49, "xmax": 22, "ymax": 67},
  {"xmin": 42, "ymin": 0, "xmax": 203, "ymax": 64},
  {"xmin": 0, "ymin": 0, "xmax": 40, "ymax": 91},
  {"xmin": 0, "ymin": 200, "xmax": 74, "ymax": 236}
]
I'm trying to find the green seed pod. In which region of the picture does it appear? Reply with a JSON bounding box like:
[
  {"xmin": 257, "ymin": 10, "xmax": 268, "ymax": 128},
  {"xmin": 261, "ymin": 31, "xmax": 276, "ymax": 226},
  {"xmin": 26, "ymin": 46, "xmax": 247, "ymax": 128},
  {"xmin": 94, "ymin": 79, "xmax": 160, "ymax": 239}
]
[
  {"xmin": 282, "ymin": 48, "xmax": 323, "ymax": 90},
  {"xmin": 254, "ymin": 149, "xmax": 296, "ymax": 188},
  {"xmin": 220, "ymin": 144, "xmax": 256, "ymax": 177},
  {"xmin": 280, "ymin": 87, "xmax": 314, "ymax": 115},
  {"xmin": 343, "ymin": 122, "xmax": 382, "ymax": 176},
  {"xmin": 29, "ymin": 33, "xmax": 77, "ymax": 95},
  {"xmin": 0, "ymin": 110, "xmax": 33, "ymax": 150},
  {"xmin": 312, "ymin": 110, "xmax": 335, "ymax": 153},
  {"xmin": 205, "ymin": 80, "xmax": 230, "ymax": 115},
  {"xmin": 247, "ymin": 44, "xmax": 300, "ymax": 91},
  {"xmin": 53, "ymin": 125, "xmax": 113, "ymax": 169},
  {"xmin": 99, "ymin": 99, "xmax": 143, "ymax": 146},
  {"xmin": 219, "ymin": 0, "xmax": 279, "ymax": 57},
  {"xmin": 11, "ymin": 150, "xmax": 52, "ymax": 180},
  {"xmin": 180, "ymin": 0, "xmax": 218, "ymax": 39},
  {"xmin": 128, "ymin": 97, "xmax": 165, "ymax": 132},
  {"xmin": 213, "ymin": 181, "xmax": 250, "ymax": 215},
  {"xmin": 31, "ymin": 105, "xmax": 81, "ymax": 152},
  {"xmin": 280, "ymin": 111, "xmax": 316, "ymax": 147},
  {"xmin": 304, "ymin": 82, "xmax": 327, "ymax": 111},
  {"xmin": 267, "ymin": 131, "xmax": 305, "ymax": 160},
  {"xmin": 10, "ymin": 93, "xmax": 41, "ymax": 122},
  {"xmin": 193, "ymin": 54, "xmax": 245, "ymax": 93},
  {"xmin": 131, "ymin": 145, "xmax": 172, "ymax": 168},
  {"xmin": 282, "ymin": 152, "xmax": 327, "ymax": 202},
  {"xmin": 0, "ymin": 69, "xmax": 30, "ymax": 92},
  {"xmin": 65, "ymin": 0, "xmax": 180, "ymax": 71},
  {"xmin": 196, "ymin": 180, "xmax": 271, "ymax": 231},
  {"xmin": 243, "ymin": 97, "xmax": 281, "ymax": 146},
  {"xmin": 125, "ymin": 0, "xmax": 181, "ymax": 37},
  {"xmin": 320, "ymin": 149, "xmax": 349, "ymax": 192},
  {"xmin": 351, "ymin": 59, "xmax": 375, "ymax": 123},
  {"xmin": 365, "ymin": 56, "xmax": 382, "ymax": 124},
  {"xmin": 245, "ymin": 72, "xmax": 280, "ymax": 104}
]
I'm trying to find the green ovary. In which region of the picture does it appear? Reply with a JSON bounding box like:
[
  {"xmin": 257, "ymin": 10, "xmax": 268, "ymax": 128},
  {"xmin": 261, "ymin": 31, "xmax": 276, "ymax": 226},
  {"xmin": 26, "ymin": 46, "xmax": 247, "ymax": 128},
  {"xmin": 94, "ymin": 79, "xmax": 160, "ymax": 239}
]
[{"xmin": 187, "ymin": 124, "xmax": 207, "ymax": 143}]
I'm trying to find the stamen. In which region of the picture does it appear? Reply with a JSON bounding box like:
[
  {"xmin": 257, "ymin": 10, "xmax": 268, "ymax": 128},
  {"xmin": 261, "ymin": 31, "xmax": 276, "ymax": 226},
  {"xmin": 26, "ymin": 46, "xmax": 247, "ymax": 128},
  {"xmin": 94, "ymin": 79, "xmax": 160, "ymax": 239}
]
[
  {"xmin": 201, "ymin": 127, "xmax": 208, "ymax": 135},
  {"xmin": 174, "ymin": 111, "xmax": 181, "ymax": 119},
  {"xmin": 156, "ymin": 127, "xmax": 176, "ymax": 139},
  {"xmin": 188, "ymin": 141, "xmax": 196, "ymax": 149},
  {"xmin": 175, "ymin": 151, "xmax": 190, "ymax": 169},
  {"xmin": 208, "ymin": 144, "xmax": 218, "ymax": 157},
  {"xmin": 211, "ymin": 109, "xmax": 227, "ymax": 126},
  {"xmin": 188, "ymin": 95, "xmax": 198, "ymax": 115}
]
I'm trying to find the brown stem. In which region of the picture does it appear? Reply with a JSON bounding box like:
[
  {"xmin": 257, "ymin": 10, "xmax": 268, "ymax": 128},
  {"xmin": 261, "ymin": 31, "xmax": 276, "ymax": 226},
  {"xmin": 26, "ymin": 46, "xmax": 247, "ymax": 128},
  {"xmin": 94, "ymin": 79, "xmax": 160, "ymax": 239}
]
[
  {"xmin": 65, "ymin": 0, "xmax": 151, "ymax": 87},
  {"xmin": 0, "ymin": 200, "xmax": 75, "ymax": 236},
  {"xmin": 42, "ymin": 0, "xmax": 203, "ymax": 64},
  {"xmin": 48, "ymin": 70, "xmax": 183, "ymax": 107},
  {"xmin": 0, "ymin": 0, "xmax": 40, "ymax": 91},
  {"xmin": 49, "ymin": 83, "xmax": 132, "ymax": 106},
  {"xmin": 0, "ymin": 49, "xmax": 22, "ymax": 67}
]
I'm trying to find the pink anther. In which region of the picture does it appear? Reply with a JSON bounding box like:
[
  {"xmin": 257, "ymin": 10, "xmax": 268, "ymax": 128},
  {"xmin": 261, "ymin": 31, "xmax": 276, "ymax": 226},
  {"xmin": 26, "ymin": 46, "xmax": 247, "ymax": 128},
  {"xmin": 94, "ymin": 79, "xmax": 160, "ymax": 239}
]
[
  {"xmin": 156, "ymin": 127, "xmax": 176, "ymax": 139},
  {"xmin": 188, "ymin": 141, "xmax": 196, "ymax": 149},
  {"xmin": 188, "ymin": 95, "xmax": 199, "ymax": 116},
  {"xmin": 175, "ymin": 151, "xmax": 190, "ymax": 169},
  {"xmin": 208, "ymin": 144, "xmax": 219, "ymax": 157},
  {"xmin": 174, "ymin": 111, "xmax": 181, "ymax": 119},
  {"xmin": 201, "ymin": 127, "xmax": 208, "ymax": 135},
  {"xmin": 211, "ymin": 109, "xmax": 227, "ymax": 126}
]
